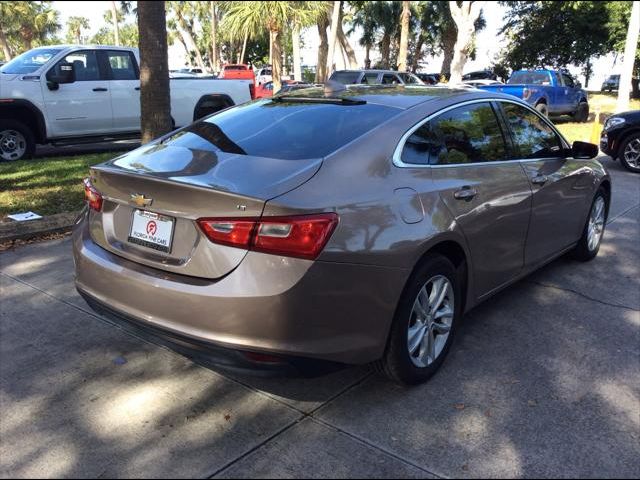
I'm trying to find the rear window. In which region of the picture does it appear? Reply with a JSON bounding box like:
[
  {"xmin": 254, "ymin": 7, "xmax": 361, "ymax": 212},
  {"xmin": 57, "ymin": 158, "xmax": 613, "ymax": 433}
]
[
  {"xmin": 162, "ymin": 99, "xmax": 400, "ymax": 160},
  {"xmin": 224, "ymin": 65, "xmax": 247, "ymax": 71},
  {"xmin": 330, "ymin": 71, "xmax": 362, "ymax": 84},
  {"xmin": 508, "ymin": 71, "xmax": 552, "ymax": 85}
]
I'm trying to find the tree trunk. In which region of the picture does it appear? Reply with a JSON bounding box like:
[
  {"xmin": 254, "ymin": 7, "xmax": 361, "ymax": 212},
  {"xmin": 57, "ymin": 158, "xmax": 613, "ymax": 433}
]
[
  {"xmin": 617, "ymin": 0, "xmax": 640, "ymax": 112},
  {"xmin": 111, "ymin": 0, "xmax": 120, "ymax": 46},
  {"xmin": 271, "ymin": 29, "xmax": 283, "ymax": 93},
  {"xmin": 440, "ymin": 23, "xmax": 456, "ymax": 79},
  {"xmin": 411, "ymin": 36, "xmax": 424, "ymax": 73},
  {"xmin": 292, "ymin": 25, "xmax": 302, "ymax": 81},
  {"xmin": 269, "ymin": 30, "xmax": 273, "ymax": 66},
  {"xmin": 380, "ymin": 32, "xmax": 391, "ymax": 69},
  {"xmin": 315, "ymin": 16, "xmax": 329, "ymax": 82},
  {"xmin": 326, "ymin": 1, "xmax": 341, "ymax": 75},
  {"xmin": 138, "ymin": 1, "xmax": 172, "ymax": 144},
  {"xmin": 0, "ymin": 28, "xmax": 11, "ymax": 61},
  {"xmin": 176, "ymin": 12, "xmax": 207, "ymax": 73},
  {"xmin": 448, "ymin": 1, "xmax": 484, "ymax": 85},
  {"xmin": 398, "ymin": 1, "xmax": 411, "ymax": 72},
  {"xmin": 210, "ymin": 1, "xmax": 218, "ymax": 72},
  {"xmin": 364, "ymin": 44, "xmax": 371, "ymax": 69},
  {"xmin": 337, "ymin": 6, "xmax": 358, "ymax": 69},
  {"xmin": 240, "ymin": 32, "xmax": 248, "ymax": 65}
]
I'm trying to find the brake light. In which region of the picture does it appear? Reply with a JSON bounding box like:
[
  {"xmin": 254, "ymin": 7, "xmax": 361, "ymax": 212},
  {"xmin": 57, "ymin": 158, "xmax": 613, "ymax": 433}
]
[
  {"xmin": 197, "ymin": 213, "xmax": 338, "ymax": 260},
  {"xmin": 249, "ymin": 83, "xmax": 255, "ymax": 100},
  {"xmin": 522, "ymin": 87, "xmax": 531, "ymax": 100},
  {"xmin": 83, "ymin": 178, "xmax": 103, "ymax": 211}
]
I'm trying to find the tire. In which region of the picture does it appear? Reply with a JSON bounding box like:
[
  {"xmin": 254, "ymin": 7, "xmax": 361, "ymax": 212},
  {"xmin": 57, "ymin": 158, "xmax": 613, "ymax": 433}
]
[
  {"xmin": 572, "ymin": 188, "xmax": 608, "ymax": 261},
  {"xmin": 618, "ymin": 133, "xmax": 640, "ymax": 173},
  {"xmin": 376, "ymin": 254, "xmax": 462, "ymax": 385},
  {"xmin": 535, "ymin": 102, "xmax": 549, "ymax": 117},
  {"xmin": 0, "ymin": 119, "xmax": 35, "ymax": 161},
  {"xmin": 572, "ymin": 101, "xmax": 589, "ymax": 123}
]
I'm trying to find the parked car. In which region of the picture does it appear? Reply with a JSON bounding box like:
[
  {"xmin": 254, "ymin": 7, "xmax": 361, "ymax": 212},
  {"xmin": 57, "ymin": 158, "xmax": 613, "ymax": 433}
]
[
  {"xmin": 601, "ymin": 74, "xmax": 620, "ymax": 92},
  {"xmin": 73, "ymin": 85, "xmax": 608, "ymax": 385},
  {"xmin": 462, "ymin": 70, "xmax": 497, "ymax": 81},
  {"xmin": 329, "ymin": 69, "xmax": 424, "ymax": 85},
  {"xmin": 0, "ymin": 45, "xmax": 253, "ymax": 161},
  {"xmin": 218, "ymin": 64, "xmax": 255, "ymax": 82},
  {"xmin": 277, "ymin": 82, "xmax": 321, "ymax": 94},
  {"xmin": 600, "ymin": 110, "xmax": 640, "ymax": 172},
  {"xmin": 461, "ymin": 79, "xmax": 504, "ymax": 88},
  {"xmin": 416, "ymin": 73, "xmax": 439, "ymax": 85},
  {"xmin": 255, "ymin": 66, "xmax": 272, "ymax": 85},
  {"xmin": 477, "ymin": 69, "xmax": 589, "ymax": 122}
]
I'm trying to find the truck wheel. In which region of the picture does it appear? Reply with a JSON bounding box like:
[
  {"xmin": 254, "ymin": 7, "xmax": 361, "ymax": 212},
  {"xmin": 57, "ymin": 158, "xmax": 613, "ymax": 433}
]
[
  {"xmin": 535, "ymin": 102, "xmax": 548, "ymax": 117},
  {"xmin": 0, "ymin": 120, "xmax": 35, "ymax": 161},
  {"xmin": 572, "ymin": 101, "xmax": 589, "ymax": 123}
]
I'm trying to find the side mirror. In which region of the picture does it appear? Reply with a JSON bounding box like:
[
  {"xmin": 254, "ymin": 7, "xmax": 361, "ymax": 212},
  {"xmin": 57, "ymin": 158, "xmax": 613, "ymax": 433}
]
[
  {"xmin": 46, "ymin": 62, "xmax": 75, "ymax": 90},
  {"xmin": 572, "ymin": 141, "xmax": 598, "ymax": 159}
]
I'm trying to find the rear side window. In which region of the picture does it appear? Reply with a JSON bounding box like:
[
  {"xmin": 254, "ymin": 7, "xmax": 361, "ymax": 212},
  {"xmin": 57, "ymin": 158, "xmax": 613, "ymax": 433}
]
[
  {"xmin": 162, "ymin": 99, "xmax": 400, "ymax": 160},
  {"xmin": 382, "ymin": 74, "xmax": 400, "ymax": 84},
  {"xmin": 361, "ymin": 72, "xmax": 379, "ymax": 84},
  {"xmin": 401, "ymin": 102, "xmax": 507, "ymax": 165},
  {"xmin": 106, "ymin": 51, "xmax": 138, "ymax": 80},
  {"xmin": 501, "ymin": 103, "xmax": 563, "ymax": 159},
  {"xmin": 330, "ymin": 71, "xmax": 362, "ymax": 84}
]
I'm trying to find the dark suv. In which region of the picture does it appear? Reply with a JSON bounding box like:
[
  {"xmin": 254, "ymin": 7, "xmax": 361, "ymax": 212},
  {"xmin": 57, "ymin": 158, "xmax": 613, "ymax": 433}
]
[{"xmin": 329, "ymin": 69, "xmax": 424, "ymax": 86}]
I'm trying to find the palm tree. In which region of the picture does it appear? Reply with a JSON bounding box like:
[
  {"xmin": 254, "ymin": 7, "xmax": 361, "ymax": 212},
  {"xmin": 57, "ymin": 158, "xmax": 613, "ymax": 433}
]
[
  {"xmin": 66, "ymin": 16, "xmax": 90, "ymax": 44},
  {"xmin": 210, "ymin": 1, "xmax": 219, "ymax": 72},
  {"xmin": 167, "ymin": 1, "xmax": 207, "ymax": 72},
  {"xmin": 222, "ymin": 1, "xmax": 320, "ymax": 92},
  {"xmin": 336, "ymin": 2, "xmax": 358, "ymax": 69},
  {"xmin": 110, "ymin": 0, "xmax": 121, "ymax": 45},
  {"xmin": 291, "ymin": 2, "xmax": 330, "ymax": 81},
  {"xmin": 1, "ymin": 2, "xmax": 60, "ymax": 54},
  {"xmin": 326, "ymin": 1, "xmax": 341, "ymax": 75},
  {"xmin": 137, "ymin": 1, "xmax": 172, "ymax": 144},
  {"xmin": 448, "ymin": 1, "xmax": 485, "ymax": 84},
  {"xmin": 349, "ymin": 1, "xmax": 377, "ymax": 69},
  {"xmin": 397, "ymin": 1, "xmax": 411, "ymax": 71}
]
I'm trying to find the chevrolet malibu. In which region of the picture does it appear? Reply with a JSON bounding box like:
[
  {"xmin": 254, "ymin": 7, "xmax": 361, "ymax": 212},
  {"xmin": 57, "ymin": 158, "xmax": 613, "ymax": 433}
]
[{"xmin": 73, "ymin": 86, "xmax": 610, "ymax": 385}]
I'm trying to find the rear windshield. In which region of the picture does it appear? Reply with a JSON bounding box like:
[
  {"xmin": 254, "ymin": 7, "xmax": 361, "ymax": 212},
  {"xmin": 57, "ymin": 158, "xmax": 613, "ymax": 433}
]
[
  {"xmin": 224, "ymin": 65, "xmax": 247, "ymax": 70},
  {"xmin": 508, "ymin": 71, "xmax": 552, "ymax": 85},
  {"xmin": 161, "ymin": 99, "xmax": 400, "ymax": 160},
  {"xmin": 330, "ymin": 71, "xmax": 362, "ymax": 84}
]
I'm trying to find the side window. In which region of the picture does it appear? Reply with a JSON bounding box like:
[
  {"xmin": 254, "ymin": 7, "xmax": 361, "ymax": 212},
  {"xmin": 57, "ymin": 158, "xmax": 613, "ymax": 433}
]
[
  {"xmin": 50, "ymin": 50, "xmax": 101, "ymax": 81},
  {"xmin": 107, "ymin": 51, "xmax": 138, "ymax": 80},
  {"xmin": 501, "ymin": 102, "xmax": 563, "ymax": 159},
  {"xmin": 561, "ymin": 73, "xmax": 575, "ymax": 88},
  {"xmin": 400, "ymin": 73, "xmax": 419, "ymax": 85},
  {"xmin": 401, "ymin": 103, "xmax": 507, "ymax": 165},
  {"xmin": 382, "ymin": 74, "xmax": 399, "ymax": 85},
  {"xmin": 361, "ymin": 72, "xmax": 378, "ymax": 84}
]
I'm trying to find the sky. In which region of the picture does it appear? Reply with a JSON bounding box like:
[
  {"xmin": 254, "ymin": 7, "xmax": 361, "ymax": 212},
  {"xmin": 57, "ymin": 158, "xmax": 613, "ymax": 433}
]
[{"xmin": 53, "ymin": 1, "xmax": 618, "ymax": 88}]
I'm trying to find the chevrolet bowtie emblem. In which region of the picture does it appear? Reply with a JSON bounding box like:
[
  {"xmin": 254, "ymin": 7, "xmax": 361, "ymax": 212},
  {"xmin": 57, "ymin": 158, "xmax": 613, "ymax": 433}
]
[{"xmin": 130, "ymin": 194, "xmax": 153, "ymax": 208}]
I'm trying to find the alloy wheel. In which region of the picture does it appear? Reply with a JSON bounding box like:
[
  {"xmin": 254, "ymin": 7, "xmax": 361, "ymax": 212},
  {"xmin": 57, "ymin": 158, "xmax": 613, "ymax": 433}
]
[
  {"xmin": 407, "ymin": 275, "xmax": 454, "ymax": 368},
  {"xmin": 623, "ymin": 138, "xmax": 640, "ymax": 169},
  {"xmin": 587, "ymin": 196, "xmax": 606, "ymax": 252}
]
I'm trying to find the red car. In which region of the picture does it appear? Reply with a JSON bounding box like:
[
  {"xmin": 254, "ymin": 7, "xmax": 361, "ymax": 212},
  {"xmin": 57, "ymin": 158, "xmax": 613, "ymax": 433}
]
[
  {"xmin": 255, "ymin": 80, "xmax": 309, "ymax": 99},
  {"xmin": 218, "ymin": 64, "xmax": 255, "ymax": 82}
]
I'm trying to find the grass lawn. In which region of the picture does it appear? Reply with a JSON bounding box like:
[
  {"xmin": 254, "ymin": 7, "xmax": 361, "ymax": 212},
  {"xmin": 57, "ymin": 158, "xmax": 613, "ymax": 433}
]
[
  {"xmin": 0, "ymin": 152, "xmax": 118, "ymax": 221},
  {"xmin": 554, "ymin": 93, "xmax": 640, "ymax": 144}
]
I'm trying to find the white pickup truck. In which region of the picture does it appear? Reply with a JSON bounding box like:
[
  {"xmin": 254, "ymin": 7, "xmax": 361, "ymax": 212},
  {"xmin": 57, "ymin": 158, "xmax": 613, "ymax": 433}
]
[{"xmin": 0, "ymin": 45, "xmax": 254, "ymax": 161}]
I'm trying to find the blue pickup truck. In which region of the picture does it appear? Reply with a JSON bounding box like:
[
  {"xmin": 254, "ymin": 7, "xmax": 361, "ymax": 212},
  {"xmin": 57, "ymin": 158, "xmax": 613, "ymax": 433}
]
[{"xmin": 478, "ymin": 69, "xmax": 589, "ymax": 122}]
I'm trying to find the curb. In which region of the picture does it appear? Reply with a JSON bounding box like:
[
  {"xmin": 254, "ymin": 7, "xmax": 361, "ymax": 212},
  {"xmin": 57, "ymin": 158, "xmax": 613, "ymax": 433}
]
[{"xmin": 0, "ymin": 211, "xmax": 80, "ymax": 243}]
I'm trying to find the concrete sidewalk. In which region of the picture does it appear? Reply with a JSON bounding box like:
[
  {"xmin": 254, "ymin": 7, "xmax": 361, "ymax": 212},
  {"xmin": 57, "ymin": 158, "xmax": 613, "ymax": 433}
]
[{"xmin": 1, "ymin": 157, "xmax": 638, "ymax": 479}]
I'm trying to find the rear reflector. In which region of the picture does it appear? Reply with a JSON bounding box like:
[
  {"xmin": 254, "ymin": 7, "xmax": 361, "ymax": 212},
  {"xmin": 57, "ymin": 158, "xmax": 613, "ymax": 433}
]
[
  {"xmin": 83, "ymin": 178, "xmax": 103, "ymax": 211},
  {"xmin": 197, "ymin": 213, "xmax": 338, "ymax": 260}
]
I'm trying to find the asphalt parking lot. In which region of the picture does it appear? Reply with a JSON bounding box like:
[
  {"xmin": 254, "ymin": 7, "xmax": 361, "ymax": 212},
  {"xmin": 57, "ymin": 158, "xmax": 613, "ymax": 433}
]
[{"xmin": 1, "ymin": 156, "xmax": 638, "ymax": 479}]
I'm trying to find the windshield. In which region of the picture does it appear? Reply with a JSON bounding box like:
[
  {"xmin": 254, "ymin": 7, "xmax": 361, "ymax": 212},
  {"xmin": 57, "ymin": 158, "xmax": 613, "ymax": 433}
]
[
  {"xmin": 0, "ymin": 48, "xmax": 62, "ymax": 74},
  {"xmin": 156, "ymin": 99, "xmax": 400, "ymax": 161},
  {"xmin": 507, "ymin": 71, "xmax": 552, "ymax": 85}
]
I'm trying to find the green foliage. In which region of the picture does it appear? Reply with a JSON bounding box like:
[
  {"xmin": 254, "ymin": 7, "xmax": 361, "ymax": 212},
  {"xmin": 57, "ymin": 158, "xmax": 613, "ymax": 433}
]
[
  {"xmin": 65, "ymin": 16, "xmax": 90, "ymax": 44},
  {"xmin": 91, "ymin": 23, "xmax": 139, "ymax": 47},
  {"xmin": 0, "ymin": 1, "xmax": 61, "ymax": 57},
  {"xmin": 500, "ymin": 1, "xmax": 638, "ymax": 70}
]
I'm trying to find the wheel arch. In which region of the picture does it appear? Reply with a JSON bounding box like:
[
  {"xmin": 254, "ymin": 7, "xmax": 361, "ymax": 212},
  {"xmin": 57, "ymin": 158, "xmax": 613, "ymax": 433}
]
[
  {"xmin": 192, "ymin": 94, "xmax": 235, "ymax": 121},
  {"xmin": 0, "ymin": 99, "xmax": 47, "ymax": 143}
]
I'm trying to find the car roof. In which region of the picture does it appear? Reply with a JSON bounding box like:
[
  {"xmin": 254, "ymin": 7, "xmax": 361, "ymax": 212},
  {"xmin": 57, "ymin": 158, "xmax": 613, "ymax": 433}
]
[
  {"xmin": 278, "ymin": 85, "xmax": 523, "ymax": 110},
  {"xmin": 333, "ymin": 69, "xmax": 415, "ymax": 75}
]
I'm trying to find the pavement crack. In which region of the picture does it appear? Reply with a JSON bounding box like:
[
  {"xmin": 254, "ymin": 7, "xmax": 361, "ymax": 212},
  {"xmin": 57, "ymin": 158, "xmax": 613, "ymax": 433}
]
[{"xmin": 528, "ymin": 280, "xmax": 639, "ymax": 312}]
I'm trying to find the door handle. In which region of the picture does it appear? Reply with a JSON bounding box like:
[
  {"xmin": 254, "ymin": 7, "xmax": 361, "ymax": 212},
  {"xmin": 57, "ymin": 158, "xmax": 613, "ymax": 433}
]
[
  {"xmin": 531, "ymin": 175, "xmax": 548, "ymax": 185},
  {"xmin": 92, "ymin": 87, "xmax": 108, "ymax": 92},
  {"xmin": 454, "ymin": 186, "xmax": 478, "ymax": 201},
  {"xmin": 134, "ymin": 86, "xmax": 140, "ymax": 91}
]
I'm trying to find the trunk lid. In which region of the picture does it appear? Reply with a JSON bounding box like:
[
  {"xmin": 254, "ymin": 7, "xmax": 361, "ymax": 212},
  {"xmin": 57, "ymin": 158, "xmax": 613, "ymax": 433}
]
[{"xmin": 88, "ymin": 142, "xmax": 322, "ymax": 279}]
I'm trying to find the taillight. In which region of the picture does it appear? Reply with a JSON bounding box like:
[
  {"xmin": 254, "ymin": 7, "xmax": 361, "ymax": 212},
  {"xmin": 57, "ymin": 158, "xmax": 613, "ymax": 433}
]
[
  {"xmin": 522, "ymin": 87, "xmax": 531, "ymax": 100},
  {"xmin": 249, "ymin": 83, "xmax": 255, "ymax": 100},
  {"xmin": 197, "ymin": 213, "xmax": 338, "ymax": 260},
  {"xmin": 83, "ymin": 178, "xmax": 103, "ymax": 211}
]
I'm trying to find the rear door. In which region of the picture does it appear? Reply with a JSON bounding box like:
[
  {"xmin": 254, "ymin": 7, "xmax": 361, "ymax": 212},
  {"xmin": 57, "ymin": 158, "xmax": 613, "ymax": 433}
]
[
  {"xmin": 104, "ymin": 49, "xmax": 141, "ymax": 132},
  {"xmin": 497, "ymin": 100, "xmax": 592, "ymax": 267},
  {"xmin": 400, "ymin": 101, "xmax": 533, "ymax": 297},
  {"xmin": 42, "ymin": 49, "xmax": 113, "ymax": 137}
]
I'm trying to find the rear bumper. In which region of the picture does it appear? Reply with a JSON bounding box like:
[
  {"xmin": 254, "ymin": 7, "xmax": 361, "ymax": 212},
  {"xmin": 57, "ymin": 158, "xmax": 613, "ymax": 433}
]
[{"xmin": 73, "ymin": 212, "xmax": 408, "ymax": 366}]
